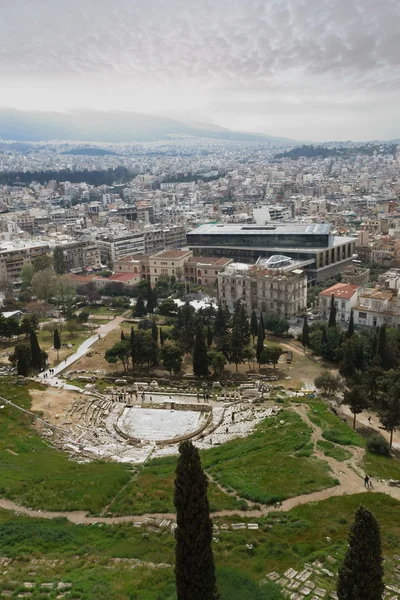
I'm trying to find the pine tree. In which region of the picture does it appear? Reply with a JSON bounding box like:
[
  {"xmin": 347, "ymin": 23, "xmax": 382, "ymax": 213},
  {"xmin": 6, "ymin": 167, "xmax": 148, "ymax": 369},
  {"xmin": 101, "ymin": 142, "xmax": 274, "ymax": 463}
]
[
  {"xmin": 337, "ymin": 506, "xmax": 384, "ymax": 600},
  {"xmin": 256, "ymin": 313, "xmax": 265, "ymax": 364},
  {"xmin": 207, "ymin": 325, "xmax": 213, "ymax": 348},
  {"xmin": 120, "ymin": 330, "xmax": 126, "ymax": 341},
  {"xmin": 30, "ymin": 330, "xmax": 44, "ymax": 371},
  {"xmin": 152, "ymin": 288, "xmax": 158, "ymax": 310},
  {"xmin": 301, "ymin": 315, "xmax": 310, "ymax": 350},
  {"xmin": 328, "ymin": 293, "xmax": 337, "ymax": 327},
  {"xmin": 53, "ymin": 328, "xmax": 61, "ymax": 360},
  {"xmin": 160, "ymin": 328, "xmax": 165, "ymax": 346},
  {"xmin": 16, "ymin": 345, "xmax": 30, "ymax": 376},
  {"xmin": 151, "ymin": 321, "xmax": 158, "ymax": 344},
  {"xmin": 174, "ymin": 441, "xmax": 219, "ymax": 600},
  {"xmin": 347, "ymin": 308, "xmax": 355, "ymax": 338},
  {"xmin": 193, "ymin": 324, "xmax": 208, "ymax": 377},
  {"xmin": 343, "ymin": 386, "xmax": 368, "ymax": 430},
  {"xmin": 250, "ymin": 310, "xmax": 258, "ymax": 343}
]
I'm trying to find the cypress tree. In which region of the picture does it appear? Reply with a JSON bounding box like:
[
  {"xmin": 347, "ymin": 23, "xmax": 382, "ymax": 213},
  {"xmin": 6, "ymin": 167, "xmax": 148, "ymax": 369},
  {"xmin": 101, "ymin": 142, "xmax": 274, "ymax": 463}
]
[
  {"xmin": 322, "ymin": 325, "xmax": 328, "ymax": 346},
  {"xmin": 340, "ymin": 339, "xmax": 356, "ymax": 381},
  {"xmin": 151, "ymin": 321, "xmax": 158, "ymax": 344},
  {"xmin": 301, "ymin": 315, "xmax": 310, "ymax": 350},
  {"xmin": 377, "ymin": 324, "xmax": 387, "ymax": 366},
  {"xmin": 250, "ymin": 310, "xmax": 258, "ymax": 343},
  {"xmin": 174, "ymin": 441, "xmax": 219, "ymax": 600},
  {"xmin": 53, "ymin": 328, "xmax": 61, "ymax": 360},
  {"xmin": 256, "ymin": 313, "xmax": 265, "ymax": 364},
  {"xmin": 160, "ymin": 328, "xmax": 165, "ymax": 346},
  {"xmin": 146, "ymin": 281, "xmax": 154, "ymax": 313},
  {"xmin": 337, "ymin": 505, "xmax": 384, "ymax": 600},
  {"xmin": 214, "ymin": 302, "xmax": 227, "ymax": 338},
  {"xmin": 120, "ymin": 330, "xmax": 126, "ymax": 341},
  {"xmin": 207, "ymin": 325, "xmax": 213, "ymax": 348},
  {"xmin": 193, "ymin": 325, "xmax": 208, "ymax": 377},
  {"xmin": 30, "ymin": 330, "xmax": 44, "ymax": 371},
  {"xmin": 347, "ymin": 308, "xmax": 355, "ymax": 338},
  {"xmin": 134, "ymin": 295, "xmax": 146, "ymax": 317},
  {"xmin": 17, "ymin": 345, "xmax": 30, "ymax": 376},
  {"xmin": 130, "ymin": 327, "xmax": 136, "ymax": 370},
  {"xmin": 328, "ymin": 293, "xmax": 337, "ymax": 327}
]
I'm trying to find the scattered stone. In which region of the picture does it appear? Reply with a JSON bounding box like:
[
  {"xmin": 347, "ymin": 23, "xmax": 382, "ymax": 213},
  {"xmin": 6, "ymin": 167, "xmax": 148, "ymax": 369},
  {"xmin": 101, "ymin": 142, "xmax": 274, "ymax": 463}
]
[
  {"xmin": 314, "ymin": 588, "xmax": 326, "ymax": 597},
  {"xmin": 231, "ymin": 523, "xmax": 246, "ymax": 530},
  {"xmin": 322, "ymin": 568, "xmax": 334, "ymax": 578},
  {"xmin": 267, "ymin": 572, "xmax": 280, "ymax": 581},
  {"xmin": 284, "ymin": 569, "xmax": 298, "ymax": 579},
  {"xmin": 248, "ymin": 523, "xmax": 259, "ymax": 530},
  {"xmin": 296, "ymin": 569, "xmax": 312, "ymax": 582},
  {"xmin": 23, "ymin": 584, "xmax": 34, "ymax": 589}
]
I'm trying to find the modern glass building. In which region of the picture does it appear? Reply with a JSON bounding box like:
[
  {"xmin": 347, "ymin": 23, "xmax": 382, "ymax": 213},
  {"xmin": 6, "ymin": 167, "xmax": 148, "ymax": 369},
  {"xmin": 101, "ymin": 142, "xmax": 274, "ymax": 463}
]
[{"xmin": 186, "ymin": 223, "xmax": 356, "ymax": 284}]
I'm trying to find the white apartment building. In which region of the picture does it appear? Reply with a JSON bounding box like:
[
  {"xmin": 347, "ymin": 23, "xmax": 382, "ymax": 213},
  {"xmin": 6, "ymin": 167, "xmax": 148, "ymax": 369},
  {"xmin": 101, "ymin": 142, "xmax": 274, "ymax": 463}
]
[
  {"xmin": 354, "ymin": 288, "xmax": 397, "ymax": 329},
  {"xmin": 0, "ymin": 240, "xmax": 50, "ymax": 283},
  {"xmin": 143, "ymin": 225, "xmax": 187, "ymax": 255},
  {"xmin": 253, "ymin": 205, "xmax": 293, "ymax": 224},
  {"xmin": 96, "ymin": 231, "xmax": 145, "ymax": 263},
  {"xmin": 218, "ymin": 256, "xmax": 308, "ymax": 318},
  {"xmin": 319, "ymin": 283, "xmax": 360, "ymax": 323}
]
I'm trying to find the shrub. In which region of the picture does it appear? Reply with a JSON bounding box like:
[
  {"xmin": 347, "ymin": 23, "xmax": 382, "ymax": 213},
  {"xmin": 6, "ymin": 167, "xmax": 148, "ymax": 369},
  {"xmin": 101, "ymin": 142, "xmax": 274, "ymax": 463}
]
[{"xmin": 367, "ymin": 434, "xmax": 390, "ymax": 457}]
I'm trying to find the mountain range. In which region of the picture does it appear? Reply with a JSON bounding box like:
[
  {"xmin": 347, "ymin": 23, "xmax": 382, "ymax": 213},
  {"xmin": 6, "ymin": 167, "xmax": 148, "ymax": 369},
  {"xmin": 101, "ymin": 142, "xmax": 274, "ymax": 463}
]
[{"xmin": 0, "ymin": 108, "xmax": 291, "ymax": 144}]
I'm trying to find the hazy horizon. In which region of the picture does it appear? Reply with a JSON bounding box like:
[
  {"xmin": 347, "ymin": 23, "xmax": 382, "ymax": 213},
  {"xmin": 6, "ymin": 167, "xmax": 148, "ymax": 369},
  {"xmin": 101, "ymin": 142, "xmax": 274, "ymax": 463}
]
[{"xmin": 2, "ymin": 0, "xmax": 400, "ymax": 142}]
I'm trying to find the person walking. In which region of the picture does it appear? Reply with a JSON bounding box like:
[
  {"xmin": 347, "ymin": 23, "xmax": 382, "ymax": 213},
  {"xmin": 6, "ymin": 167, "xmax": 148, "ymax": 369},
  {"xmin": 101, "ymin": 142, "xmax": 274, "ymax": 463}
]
[{"xmin": 364, "ymin": 474, "xmax": 370, "ymax": 489}]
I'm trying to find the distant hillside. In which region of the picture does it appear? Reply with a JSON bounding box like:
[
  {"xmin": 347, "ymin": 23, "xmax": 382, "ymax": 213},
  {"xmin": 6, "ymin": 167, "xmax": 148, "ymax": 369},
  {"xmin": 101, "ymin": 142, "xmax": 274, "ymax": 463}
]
[
  {"xmin": 62, "ymin": 147, "xmax": 118, "ymax": 156},
  {"xmin": 0, "ymin": 108, "xmax": 292, "ymax": 144},
  {"xmin": 275, "ymin": 143, "xmax": 398, "ymax": 160}
]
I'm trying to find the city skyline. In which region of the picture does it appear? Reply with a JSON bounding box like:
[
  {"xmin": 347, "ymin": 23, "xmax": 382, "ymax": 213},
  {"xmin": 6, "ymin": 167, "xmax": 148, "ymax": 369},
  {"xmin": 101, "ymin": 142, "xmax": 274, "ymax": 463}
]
[{"xmin": 2, "ymin": 0, "xmax": 400, "ymax": 142}]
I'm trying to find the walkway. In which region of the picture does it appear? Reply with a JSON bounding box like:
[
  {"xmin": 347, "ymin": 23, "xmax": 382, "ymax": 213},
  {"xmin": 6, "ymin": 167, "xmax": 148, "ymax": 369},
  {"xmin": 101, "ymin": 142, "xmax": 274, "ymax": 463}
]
[{"xmin": 37, "ymin": 314, "xmax": 126, "ymax": 384}]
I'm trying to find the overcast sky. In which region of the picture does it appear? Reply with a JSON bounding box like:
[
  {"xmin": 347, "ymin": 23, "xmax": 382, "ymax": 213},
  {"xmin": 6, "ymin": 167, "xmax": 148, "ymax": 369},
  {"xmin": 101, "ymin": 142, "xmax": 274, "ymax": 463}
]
[{"xmin": 1, "ymin": 0, "xmax": 400, "ymax": 141}]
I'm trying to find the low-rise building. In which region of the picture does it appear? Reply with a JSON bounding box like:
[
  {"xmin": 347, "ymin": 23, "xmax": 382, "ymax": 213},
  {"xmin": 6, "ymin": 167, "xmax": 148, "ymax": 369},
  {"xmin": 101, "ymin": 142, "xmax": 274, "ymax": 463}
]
[
  {"xmin": 149, "ymin": 249, "xmax": 193, "ymax": 287},
  {"xmin": 114, "ymin": 253, "xmax": 151, "ymax": 282},
  {"xmin": 218, "ymin": 255, "xmax": 308, "ymax": 317},
  {"xmin": 184, "ymin": 257, "xmax": 233, "ymax": 287}
]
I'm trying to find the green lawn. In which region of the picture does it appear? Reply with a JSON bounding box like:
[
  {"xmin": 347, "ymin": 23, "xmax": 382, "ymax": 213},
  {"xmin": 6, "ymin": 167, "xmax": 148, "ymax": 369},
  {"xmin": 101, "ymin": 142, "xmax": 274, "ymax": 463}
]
[
  {"xmin": 306, "ymin": 400, "xmax": 364, "ymax": 446},
  {"xmin": 0, "ymin": 379, "xmax": 130, "ymax": 513},
  {"xmin": 108, "ymin": 456, "xmax": 247, "ymax": 515},
  {"xmin": 202, "ymin": 410, "xmax": 338, "ymax": 504}
]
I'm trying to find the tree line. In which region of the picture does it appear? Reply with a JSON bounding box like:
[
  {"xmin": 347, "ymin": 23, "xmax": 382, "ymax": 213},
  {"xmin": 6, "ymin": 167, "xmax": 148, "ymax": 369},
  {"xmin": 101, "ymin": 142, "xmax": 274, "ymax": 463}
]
[
  {"xmin": 0, "ymin": 166, "xmax": 133, "ymax": 186},
  {"xmin": 105, "ymin": 300, "xmax": 285, "ymax": 377},
  {"xmin": 302, "ymin": 293, "xmax": 400, "ymax": 448}
]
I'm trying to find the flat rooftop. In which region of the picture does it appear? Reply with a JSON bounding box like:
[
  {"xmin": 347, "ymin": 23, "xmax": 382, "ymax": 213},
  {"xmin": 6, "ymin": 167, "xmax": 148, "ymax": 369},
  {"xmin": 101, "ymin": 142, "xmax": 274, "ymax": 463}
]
[{"xmin": 188, "ymin": 223, "xmax": 332, "ymax": 236}]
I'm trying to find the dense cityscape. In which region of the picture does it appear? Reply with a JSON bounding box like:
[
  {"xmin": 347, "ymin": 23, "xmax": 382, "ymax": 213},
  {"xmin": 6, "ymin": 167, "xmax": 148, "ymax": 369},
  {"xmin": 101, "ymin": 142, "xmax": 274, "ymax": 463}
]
[{"xmin": 2, "ymin": 0, "xmax": 400, "ymax": 597}]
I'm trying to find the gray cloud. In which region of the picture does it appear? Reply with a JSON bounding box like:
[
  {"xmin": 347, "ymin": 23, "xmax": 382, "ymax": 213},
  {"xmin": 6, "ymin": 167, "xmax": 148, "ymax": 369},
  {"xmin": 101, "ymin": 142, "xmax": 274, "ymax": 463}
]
[{"xmin": 1, "ymin": 0, "xmax": 400, "ymax": 139}]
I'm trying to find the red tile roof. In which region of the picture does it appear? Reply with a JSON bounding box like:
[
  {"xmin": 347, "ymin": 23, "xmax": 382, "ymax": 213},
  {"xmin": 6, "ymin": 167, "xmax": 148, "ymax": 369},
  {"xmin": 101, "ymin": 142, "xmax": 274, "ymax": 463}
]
[{"xmin": 319, "ymin": 283, "xmax": 360, "ymax": 299}]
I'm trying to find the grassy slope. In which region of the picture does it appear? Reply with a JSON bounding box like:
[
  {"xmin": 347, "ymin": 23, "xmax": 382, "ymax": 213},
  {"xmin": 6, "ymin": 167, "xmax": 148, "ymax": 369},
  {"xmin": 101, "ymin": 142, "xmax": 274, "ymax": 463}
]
[
  {"xmin": 108, "ymin": 456, "xmax": 246, "ymax": 515},
  {"xmin": 202, "ymin": 410, "xmax": 337, "ymax": 504},
  {"xmin": 0, "ymin": 379, "xmax": 130, "ymax": 512}
]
